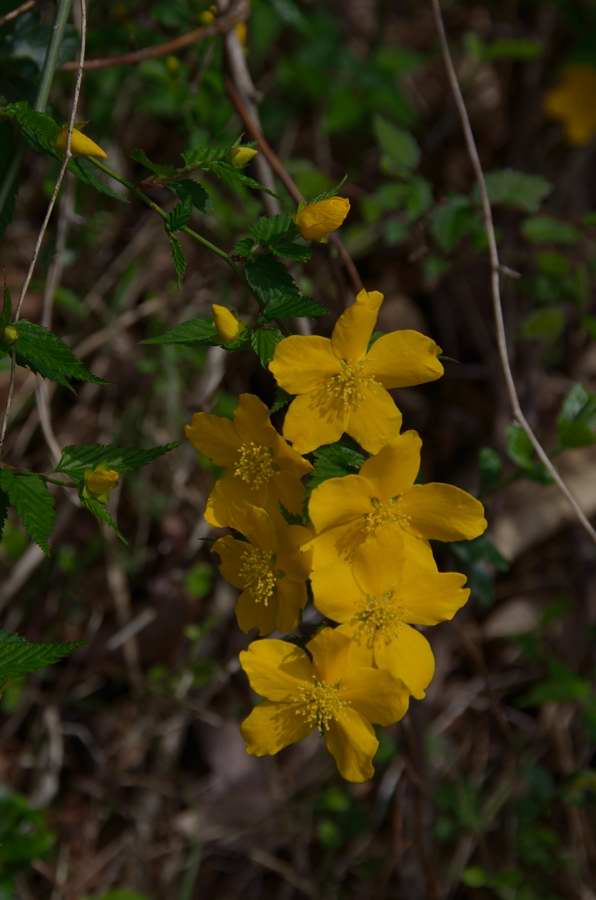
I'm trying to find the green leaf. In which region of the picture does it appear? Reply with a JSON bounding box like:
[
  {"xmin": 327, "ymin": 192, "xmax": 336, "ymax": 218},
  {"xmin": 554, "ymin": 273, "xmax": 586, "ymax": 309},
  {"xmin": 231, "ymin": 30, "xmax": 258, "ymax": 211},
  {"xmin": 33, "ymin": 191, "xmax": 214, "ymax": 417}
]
[
  {"xmin": 245, "ymin": 254, "xmax": 327, "ymax": 319},
  {"xmin": 182, "ymin": 143, "xmax": 234, "ymax": 168},
  {"xmin": 166, "ymin": 196, "xmax": 192, "ymax": 232},
  {"xmin": 521, "ymin": 216, "xmax": 580, "ymax": 244},
  {"xmin": 309, "ymin": 174, "xmax": 348, "ymax": 203},
  {"xmin": 3, "ymin": 101, "xmax": 59, "ymax": 155},
  {"xmin": 249, "ymin": 214, "xmax": 295, "ymax": 243},
  {"xmin": 308, "ymin": 443, "xmax": 365, "ymax": 491},
  {"xmin": 143, "ymin": 318, "xmax": 219, "ymax": 345},
  {"xmin": 208, "ymin": 160, "xmax": 277, "ymax": 196},
  {"xmin": 0, "ymin": 470, "xmax": 55, "ymax": 553},
  {"xmin": 481, "ymin": 169, "xmax": 552, "ymax": 213},
  {"xmin": 556, "ymin": 383, "xmax": 596, "ymax": 449},
  {"xmin": 431, "ymin": 195, "xmax": 476, "ymax": 252},
  {"xmin": 0, "ymin": 630, "xmax": 81, "ymax": 684},
  {"xmin": 519, "ymin": 306, "xmax": 565, "ymax": 341},
  {"xmin": 69, "ymin": 158, "xmax": 126, "ymax": 202},
  {"xmin": 169, "ymin": 179, "xmax": 209, "ymax": 212},
  {"xmin": 80, "ymin": 492, "xmax": 126, "ymax": 542},
  {"xmin": 10, "ymin": 321, "xmax": 105, "ymax": 387},
  {"xmin": 505, "ymin": 424, "xmax": 551, "ymax": 483},
  {"xmin": 268, "ymin": 236, "xmax": 311, "ymax": 262},
  {"xmin": 130, "ymin": 148, "xmax": 177, "ymax": 179},
  {"xmin": 231, "ymin": 236, "xmax": 255, "ymax": 258},
  {"xmin": 270, "ymin": 387, "xmax": 292, "ymax": 413},
  {"xmin": 167, "ymin": 233, "xmax": 186, "ymax": 285},
  {"xmin": 56, "ymin": 442, "xmax": 180, "ymax": 480},
  {"xmin": 373, "ymin": 115, "xmax": 420, "ymax": 173},
  {"xmin": 478, "ymin": 447, "xmax": 503, "ymax": 490},
  {"xmin": 250, "ymin": 328, "xmax": 283, "ymax": 366}
]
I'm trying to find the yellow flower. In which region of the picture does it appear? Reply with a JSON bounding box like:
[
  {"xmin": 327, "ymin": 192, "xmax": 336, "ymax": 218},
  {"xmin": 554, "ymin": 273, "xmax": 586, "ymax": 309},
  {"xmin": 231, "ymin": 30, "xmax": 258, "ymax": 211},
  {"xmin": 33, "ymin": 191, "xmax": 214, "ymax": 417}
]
[
  {"xmin": 240, "ymin": 627, "xmax": 410, "ymax": 782},
  {"xmin": 199, "ymin": 8, "xmax": 215, "ymax": 25},
  {"xmin": 230, "ymin": 146, "xmax": 258, "ymax": 169},
  {"xmin": 544, "ymin": 65, "xmax": 596, "ymax": 144},
  {"xmin": 3, "ymin": 325, "xmax": 18, "ymax": 345},
  {"xmin": 212, "ymin": 304, "xmax": 242, "ymax": 342},
  {"xmin": 306, "ymin": 430, "xmax": 487, "ymax": 570},
  {"xmin": 214, "ymin": 504, "xmax": 312, "ymax": 635},
  {"xmin": 294, "ymin": 196, "xmax": 350, "ymax": 241},
  {"xmin": 269, "ymin": 289, "xmax": 444, "ymax": 454},
  {"xmin": 311, "ymin": 532, "xmax": 469, "ymax": 699},
  {"xmin": 55, "ymin": 127, "xmax": 107, "ymax": 159},
  {"xmin": 185, "ymin": 393, "xmax": 312, "ymax": 527},
  {"xmin": 84, "ymin": 465, "xmax": 119, "ymax": 502}
]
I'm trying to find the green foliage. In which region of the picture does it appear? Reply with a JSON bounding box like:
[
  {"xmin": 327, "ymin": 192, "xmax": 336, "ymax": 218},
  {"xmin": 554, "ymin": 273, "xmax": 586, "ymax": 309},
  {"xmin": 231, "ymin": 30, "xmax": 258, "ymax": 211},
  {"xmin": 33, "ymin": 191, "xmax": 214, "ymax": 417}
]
[
  {"xmin": 0, "ymin": 789, "xmax": 54, "ymax": 889},
  {"xmin": 245, "ymin": 254, "xmax": 327, "ymax": 319},
  {"xmin": 0, "ymin": 470, "xmax": 55, "ymax": 553},
  {"xmin": 522, "ymin": 215, "xmax": 580, "ymax": 244},
  {"xmin": 431, "ymin": 195, "xmax": 481, "ymax": 252},
  {"xmin": 250, "ymin": 327, "xmax": 284, "ymax": 366},
  {"xmin": 169, "ymin": 178, "xmax": 209, "ymax": 212},
  {"xmin": 451, "ymin": 535, "xmax": 509, "ymax": 607},
  {"xmin": 308, "ymin": 443, "xmax": 365, "ymax": 491},
  {"xmin": 505, "ymin": 424, "xmax": 551, "ymax": 483},
  {"xmin": 0, "ymin": 630, "xmax": 81, "ymax": 685},
  {"xmin": 55, "ymin": 442, "xmax": 180, "ymax": 481},
  {"xmin": 373, "ymin": 115, "xmax": 420, "ymax": 174},
  {"xmin": 520, "ymin": 306, "xmax": 566, "ymax": 342},
  {"xmin": 80, "ymin": 491, "xmax": 125, "ymax": 542},
  {"xmin": 481, "ymin": 169, "xmax": 552, "ymax": 213},
  {"xmin": 165, "ymin": 196, "xmax": 193, "ymax": 232},
  {"xmin": 166, "ymin": 232, "xmax": 187, "ymax": 285},
  {"xmin": 5, "ymin": 320, "xmax": 105, "ymax": 387},
  {"xmin": 556, "ymin": 383, "xmax": 596, "ymax": 449},
  {"xmin": 144, "ymin": 317, "xmax": 219, "ymax": 346},
  {"xmin": 2, "ymin": 100, "xmax": 59, "ymax": 154},
  {"xmin": 478, "ymin": 446, "xmax": 503, "ymax": 491}
]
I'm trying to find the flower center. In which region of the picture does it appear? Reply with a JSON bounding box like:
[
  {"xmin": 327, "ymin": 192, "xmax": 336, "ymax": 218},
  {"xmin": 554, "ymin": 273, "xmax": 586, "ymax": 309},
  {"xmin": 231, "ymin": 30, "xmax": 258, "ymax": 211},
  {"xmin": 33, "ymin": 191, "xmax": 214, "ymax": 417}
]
[
  {"xmin": 234, "ymin": 441, "xmax": 275, "ymax": 488},
  {"xmin": 238, "ymin": 545, "xmax": 276, "ymax": 605},
  {"xmin": 325, "ymin": 361, "xmax": 372, "ymax": 410},
  {"xmin": 352, "ymin": 591, "xmax": 403, "ymax": 647},
  {"xmin": 363, "ymin": 497, "xmax": 410, "ymax": 536},
  {"xmin": 295, "ymin": 678, "xmax": 348, "ymax": 732}
]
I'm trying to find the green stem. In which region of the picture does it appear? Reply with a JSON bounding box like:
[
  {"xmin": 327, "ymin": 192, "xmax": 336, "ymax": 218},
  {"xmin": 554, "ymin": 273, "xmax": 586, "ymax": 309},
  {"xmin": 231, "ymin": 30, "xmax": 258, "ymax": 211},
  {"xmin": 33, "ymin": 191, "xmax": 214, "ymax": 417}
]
[
  {"xmin": 0, "ymin": 0, "xmax": 74, "ymax": 226},
  {"xmin": 90, "ymin": 159, "xmax": 233, "ymax": 264}
]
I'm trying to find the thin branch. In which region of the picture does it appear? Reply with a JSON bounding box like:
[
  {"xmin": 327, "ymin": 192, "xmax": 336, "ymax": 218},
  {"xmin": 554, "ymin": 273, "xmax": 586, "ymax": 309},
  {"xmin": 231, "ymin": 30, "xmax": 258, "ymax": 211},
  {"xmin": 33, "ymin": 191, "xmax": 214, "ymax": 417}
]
[
  {"xmin": 61, "ymin": 2, "xmax": 247, "ymax": 71},
  {"xmin": 430, "ymin": 0, "xmax": 596, "ymax": 545},
  {"xmin": 0, "ymin": 0, "xmax": 37, "ymax": 28},
  {"xmin": 225, "ymin": 78, "xmax": 364, "ymax": 294}
]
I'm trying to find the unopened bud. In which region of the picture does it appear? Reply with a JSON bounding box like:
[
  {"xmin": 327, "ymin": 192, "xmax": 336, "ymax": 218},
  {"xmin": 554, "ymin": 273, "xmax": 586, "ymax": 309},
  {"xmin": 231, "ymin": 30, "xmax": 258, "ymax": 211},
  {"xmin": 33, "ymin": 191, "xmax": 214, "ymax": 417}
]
[
  {"xmin": 212, "ymin": 304, "xmax": 242, "ymax": 342},
  {"xmin": 3, "ymin": 325, "xmax": 18, "ymax": 345},
  {"xmin": 230, "ymin": 146, "xmax": 258, "ymax": 169},
  {"xmin": 56, "ymin": 127, "xmax": 107, "ymax": 160},
  {"xmin": 84, "ymin": 466, "xmax": 119, "ymax": 502}
]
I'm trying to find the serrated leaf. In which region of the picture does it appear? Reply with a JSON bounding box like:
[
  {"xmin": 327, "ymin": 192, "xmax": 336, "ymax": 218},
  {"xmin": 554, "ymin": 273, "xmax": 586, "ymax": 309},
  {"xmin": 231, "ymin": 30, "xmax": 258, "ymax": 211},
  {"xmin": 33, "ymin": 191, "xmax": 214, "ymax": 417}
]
[
  {"xmin": 70, "ymin": 157, "xmax": 126, "ymax": 202},
  {"xmin": 505, "ymin": 423, "xmax": 551, "ymax": 483},
  {"xmin": 308, "ymin": 443, "xmax": 365, "ymax": 491},
  {"xmin": 167, "ymin": 233, "xmax": 186, "ymax": 286},
  {"xmin": 0, "ymin": 470, "xmax": 55, "ymax": 553},
  {"xmin": 268, "ymin": 236, "xmax": 311, "ymax": 262},
  {"xmin": 309, "ymin": 175, "xmax": 348, "ymax": 204},
  {"xmin": 556, "ymin": 383, "xmax": 596, "ymax": 449},
  {"xmin": 166, "ymin": 196, "xmax": 192, "ymax": 232},
  {"xmin": 130, "ymin": 148, "xmax": 177, "ymax": 178},
  {"xmin": 208, "ymin": 160, "xmax": 277, "ymax": 196},
  {"xmin": 231, "ymin": 236, "xmax": 255, "ymax": 258},
  {"xmin": 56, "ymin": 441, "xmax": 180, "ymax": 480},
  {"xmin": 250, "ymin": 328, "xmax": 284, "ymax": 366},
  {"xmin": 143, "ymin": 318, "xmax": 219, "ymax": 345},
  {"xmin": 182, "ymin": 143, "xmax": 234, "ymax": 167},
  {"xmin": 80, "ymin": 492, "xmax": 126, "ymax": 542},
  {"xmin": 12, "ymin": 320, "xmax": 105, "ymax": 386},
  {"xmin": 481, "ymin": 169, "xmax": 552, "ymax": 213},
  {"xmin": 264, "ymin": 293, "xmax": 328, "ymax": 320},
  {"xmin": 245, "ymin": 254, "xmax": 327, "ymax": 320},
  {"xmin": 0, "ymin": 630, "xmax": 81, "ymax": 684},
  {"xmin": 4, "ymin": 101, "xmax": 59, "ymax": 155},
  {"xmin": 249, "ymin": 214, "xmax": 295, "ymax": 243},
  {"xmin": 170, "ymin": 178, "xmax": 209, "ymax": 212}
]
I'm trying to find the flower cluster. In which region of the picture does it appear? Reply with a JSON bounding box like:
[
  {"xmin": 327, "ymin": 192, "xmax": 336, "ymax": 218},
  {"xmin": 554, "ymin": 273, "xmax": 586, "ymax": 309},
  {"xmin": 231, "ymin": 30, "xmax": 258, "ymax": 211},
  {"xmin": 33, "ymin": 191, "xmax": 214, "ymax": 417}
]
[{"xmin": 186, "ymin": 287, "xmax": 486, "ymax": 782}]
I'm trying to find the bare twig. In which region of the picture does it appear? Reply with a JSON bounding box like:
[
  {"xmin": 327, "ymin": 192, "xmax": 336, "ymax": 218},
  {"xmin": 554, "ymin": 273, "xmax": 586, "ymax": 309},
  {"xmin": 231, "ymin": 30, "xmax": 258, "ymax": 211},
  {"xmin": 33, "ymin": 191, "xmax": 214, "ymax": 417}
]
[
  {"xmin": 431, "ymin": 0, "xmax": 596, "ymax": 544},
  {"xmin": 61, "ymin": 2, "xmax": 247, "ymax": 71},
  {"xmin": 0, "ymin": 0, "xmax": 37, "ymax": 28}
]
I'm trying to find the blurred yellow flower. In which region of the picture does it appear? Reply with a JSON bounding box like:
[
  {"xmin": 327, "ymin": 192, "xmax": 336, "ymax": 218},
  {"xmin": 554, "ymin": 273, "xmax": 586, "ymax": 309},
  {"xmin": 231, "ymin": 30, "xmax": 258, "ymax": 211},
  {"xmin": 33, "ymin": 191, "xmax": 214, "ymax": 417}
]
[
  {"xmin": 214, "ymin": 504, "xmax": 312, "ymax": 635},
  {"xmin": 234, "ymin": 21, "xmax": 247, "ymax": 47},
  {"xmin": 544, "ymin": 65, "xmax": 596, "ymax": 144},
  {"xmin": 230, "ymin": 146, "xmax": 258, "ymax": 169},
  {"xmin": 185, "ymin": 393, "xmax": 312, "ymax": 527},
  {"xmin": 56, "ymin": 127, "xmax": 107, "ymax": 159},
  {"xmin": 294, "ymin": 196, "xmax": 350, "ymax": 241},
  {"xmin": 199, "ymin": 9, "xmax": 215, "ymax": 25},
  {"xmin": 84, "ymin": 466, "xmax": 119, "ymax": 502},
  {"xmin": 3, "ymin": 325, "xmax": 18, "ymax": 345},
  {"xmin": 269, "ymin": 289, "xmax": 444, "ymax": 454},
  {"xmin": 306, "ymin": 429, "xmax": 487, "ymax": 570},
  {"xmin": 212, "ymin": 304, "xmax": 241, "ymax": 342},
  {"xmin": 240, "ymin": 627, "xmax": 409, "ymax": 782},
  {"xmin": 311, "ymin": 533, "xmax": 469, "ymax": 699}
]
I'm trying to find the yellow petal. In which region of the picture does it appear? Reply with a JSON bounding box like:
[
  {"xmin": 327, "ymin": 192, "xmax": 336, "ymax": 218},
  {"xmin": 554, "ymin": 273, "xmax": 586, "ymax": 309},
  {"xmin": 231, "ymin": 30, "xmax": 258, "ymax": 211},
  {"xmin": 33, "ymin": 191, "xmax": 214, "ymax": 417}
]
[
  {"xmin": 331, "ymin": 290, "xmax": 383, "ymax": 363},
  {"xmin": 271, "ymin": 430, "xmax": 313, "ymax": 477},
  {"xmin": 311, "ymin": 562, "xmax": 360, "ymax": 622},
  {"xmin": 275, "ymin": 578, "xmax": 307, "ymax": 633},
  {"xmin": 346, "ymin": 380, "xmax": 402, "ymax": 453},
  {"xmin": 235, "ymin": 588, "xmax": 277, "ymax": 635},
  {"xmin": 398, "ymin": 483, "xmax": 487, "ymax": 542},
  {"xmin": 324, "ymin": 710, "xmax": 377, "ymax": 782},
  {"xmin": 341, "ymin": 667, "xmax": 410, "ymax": 726},
  {"xmin": 185, "ymin": 411, "xmax": 238, "ymax": 466},
  {"xmin": 363, "ymin": 330, "xmax": 444, "ymax": 388},
  {"xmin": 56, "ymin": 127, "xmax": 107, "ymax": 159},
  {"xmin": 281, "ymin": 391, "xmax": 347, "ymax": 454},
  {"xmin": 212, "ymin": 304, "xmax": 241, "ymax": 342},
  {"xmin": 398, "ymin": 561, "xmax": 469, "ymax": 625},
  {"xmin": 240, "ymin": 639, "xmax": 313, "ymax": 701},
  {"xmin": 241, "ymin": 701, "xmax": 312, "ymax": 755},
  {"xmin": 225, "ymin": 503, "xmax": 277, "ymax": 552},
  {"xmin": 305, "ymin": 520, "xmax": 365, "ymax": 570},
  {"xmin": 234, "ymin": 393, "xmax": 276, "ymax": 446},
  {"xmin": 374, "ymin": 624, "xmax": 435, "ymax": 700},
  {"xmin": 349, "ymin": 527, "xmax": 410, "ymax": 597},
  {"xmin": 277, "ymin": 523, "xmax": 313, "ymax": 579},
  {"xmin": 269, "ymin": 335, "xmax": 340, "ymax": 394},
  {"xmin": 295, "ymin": 197, "xmax": 350, "ymax": 241},
  {"xmin": 359, "ymin": 430, "xmax": 421, "ymax": 499},
  {"xmin": 308, "ymin": 474, "xmax": 372, "ymax": 534},
  {"xmin": 272, "ymin": 470, "xmax": 306, "ymax": 517},
  {"xmin": 230, "ymin": 146, "xmax": 258, "ymax": 169},
  {"xmin": 213, "ymin": 534, "xmax": 246, "ymax": 587},
  {"xmin": 205, "ymin": 475, "xmax": 279, "ymax": 528},
  {"xmin": 307, "ymin": 627, "xmax": 353, "ymax": 684}
]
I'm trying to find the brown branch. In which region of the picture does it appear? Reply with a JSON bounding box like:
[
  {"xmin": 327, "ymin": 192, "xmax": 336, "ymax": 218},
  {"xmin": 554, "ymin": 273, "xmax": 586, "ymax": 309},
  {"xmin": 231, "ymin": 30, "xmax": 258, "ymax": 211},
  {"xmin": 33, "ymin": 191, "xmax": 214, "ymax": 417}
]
[
  {"xmin": 225, "ymin": 78, "xmax": 363, "ymax": 294},
  {"xmin": 431, "ymin": 0, "xmax": 596, "ymax": 545},
  {"xmin": 0, "ymin": 0, "xmax": 37, "ymax": 28},
  {"xmin": 61, "ymin": 2, "xmax": 247, "ymax": 71}
]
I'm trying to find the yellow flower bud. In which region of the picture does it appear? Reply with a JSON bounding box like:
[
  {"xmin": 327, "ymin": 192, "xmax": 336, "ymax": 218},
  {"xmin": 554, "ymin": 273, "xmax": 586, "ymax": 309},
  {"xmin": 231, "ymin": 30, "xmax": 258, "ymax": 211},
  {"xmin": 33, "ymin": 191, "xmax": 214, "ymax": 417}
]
[
  {"xmin": 84, "ymin": 466, "xmax": 119, "ymax": 502},
  {"xmin": 3, "ymin": 325, "xmax": 18, "ymax": 345},
  {"xmin": 230, "ymin": 146, "xmax": 258, "ymax": 169},
  {"xmin": 294, "ymin": 196, "xmax": 350, "ymax": 242},
  {"xmin": 56, "ymin": 127, "xmax": 107, "ymax": 160},
  {"xmin": 165, "ymin": 55, "xmax": 180, "ymax": 73},
  {"xmin": 212, "ymin": 304, "xmax": 242, "ymax": 342},
  {"xmin": 234, "ymin": 21, "xmax": 247, "ymax": 47},
  {"xmin": 199, "ymin": 9, "xmax": 215, "ymax": 25}
]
